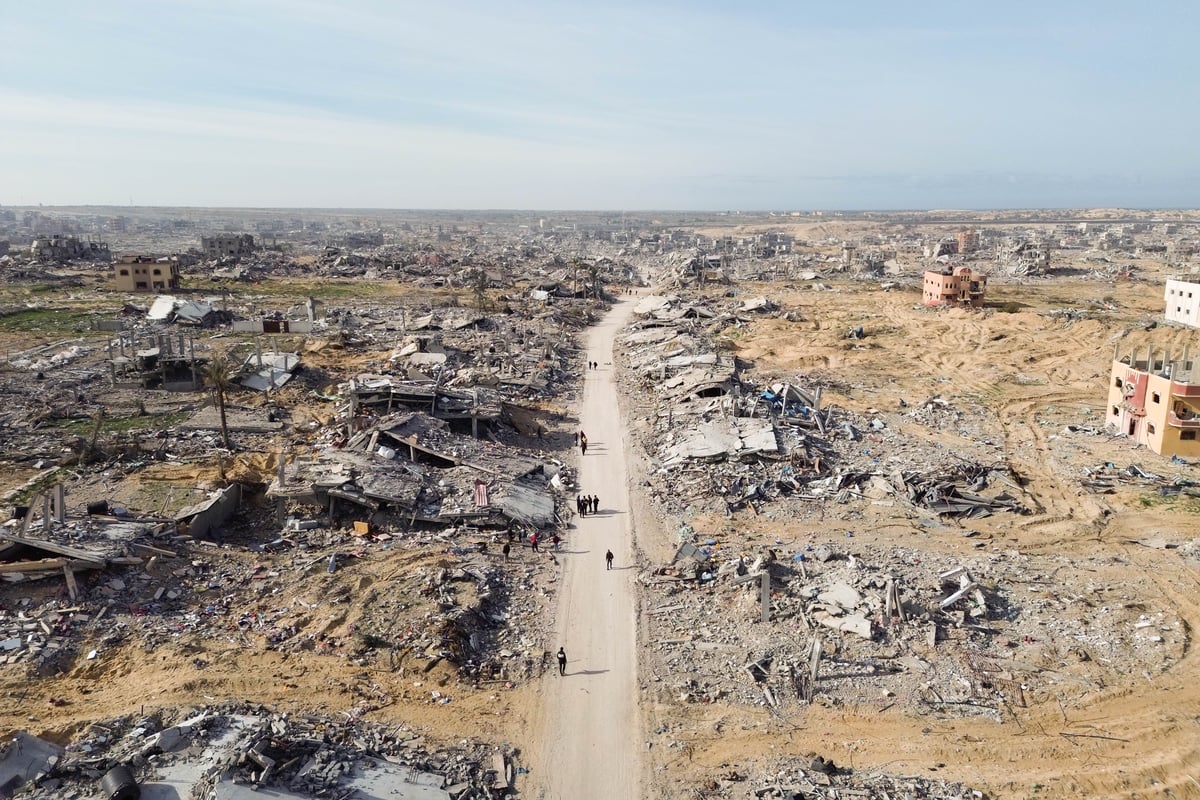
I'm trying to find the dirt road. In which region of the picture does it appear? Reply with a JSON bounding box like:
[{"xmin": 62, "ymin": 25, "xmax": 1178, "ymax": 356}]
[{"xmin": 534, "ymin": 296, "xmax": 640, "ymax": 799}]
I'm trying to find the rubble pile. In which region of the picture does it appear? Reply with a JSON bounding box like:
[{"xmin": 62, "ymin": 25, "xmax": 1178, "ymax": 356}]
[
  {"xmin": 0, "ymin": 446, "xmax": 572, "ymax": 697},
  {"xmin": 685, "ymin": 756, "xmax": 982, "ymax": 799},
  {"xmin": 1080, "ymin": 460, "xmax": 1200, "ymax": 495},
  {"xmin": 642, "ymin": 541, "xmax": 1184, "ymax": 719},
  {"xmin": 9, "ymin": 703, "xmax": 514, "ymax": 799},
  {"xmin": 618, "ymin": 295, "xmax": 1030, "ymax": 522}
]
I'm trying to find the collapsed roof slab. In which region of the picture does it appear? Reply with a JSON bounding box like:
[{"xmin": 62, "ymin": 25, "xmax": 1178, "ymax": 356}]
[
  {"xmin": 175, "ymin": 484, "xmax": 242, "ymax": 540},
  {"xmin": 0, "ymin": 733, "xmax": 63, "ymax": 797},
  {"xmin": 660, "ymin": 417, "xmax": 780, "ymax": 466},
  {"xmin": 342, "ymin": 765, "xmax": 453, "ymax": 800},
  {"xmin": 498, "ymin": 479, "xmax": 557, "ymax": 529},
  {"xmin": 214, "ymin": 782, "xmax": 309, "ymax": 799}
]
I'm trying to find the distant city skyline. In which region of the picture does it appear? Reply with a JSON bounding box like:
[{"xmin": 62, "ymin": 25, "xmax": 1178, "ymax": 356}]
[{"xmin": 2, "ymin": 1, "xmax": 1196, "ymax": 210}]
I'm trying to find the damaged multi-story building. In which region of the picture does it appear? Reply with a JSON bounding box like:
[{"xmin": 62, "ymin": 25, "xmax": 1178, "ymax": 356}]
[
  {"xmin": 30, "ymin": 234, "xmax": 110, "ymax": 263},
  {"xmin": 200, "ymin": 233, "xmax": 256, "ymax": 258},
  {"xmin": 113, "ymin": 254, "xmax": 182, "ymax": 292},
  {"xmin": 999, "ymin": 240, "xmax": 1052, "ymax": 275},
  {"xmin": 1107, "ymin": 344, "xmax": 1200, "ymax": 457},
  {"xmin": 922, "ymin": 265, "xmax": 987, "ymax": 307}
]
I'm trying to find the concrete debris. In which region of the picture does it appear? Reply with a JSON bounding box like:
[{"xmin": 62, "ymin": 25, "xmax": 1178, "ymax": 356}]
[
  {"xmin": 4, "ymin": 209, "xmax": 1200, "ymax": 800},
  {"xmin": 742, "ymin": 755, "xmax": 984, "ymax": 799},
  {"xmin": 9, "ymin": 704, "xmax": 513, "ymax": 800},
  {"xmin": 643, "ymin": 538, "xmax": 1183, "ymax": 720}
]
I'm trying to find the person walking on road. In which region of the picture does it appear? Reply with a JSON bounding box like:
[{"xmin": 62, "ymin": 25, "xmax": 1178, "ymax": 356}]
[
  {"xmin": 551, "ymin": 533, "xmax": 560, "ymax": 552},
  {"xmin": 605, "ymin": 549, "xmax": 614, "ymax": 570},
  {"xmin": 502, "ymin": 542, "xmax": 510, "ymax": 560},
  {"xmin": 530, "ymin": 532, "xmax": 540, "ymax": 552},
  {"xmin": 591, "ymin": 494, "xmax": 599, "ymax": 514},
  {"xmin": 557, "ymin": 647, "xmax": 567, "ymax": 675}
]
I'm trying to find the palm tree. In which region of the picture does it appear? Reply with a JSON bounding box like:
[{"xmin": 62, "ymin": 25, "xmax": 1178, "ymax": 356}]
[{"xmin": 202, "ymin": 355, "xmax": 233, "ymax": 450}]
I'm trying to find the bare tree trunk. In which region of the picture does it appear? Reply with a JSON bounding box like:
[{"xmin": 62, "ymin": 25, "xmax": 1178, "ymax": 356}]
[{"xmin": 215, "ymin": 386, "xmax": 231, "ymax": 450}]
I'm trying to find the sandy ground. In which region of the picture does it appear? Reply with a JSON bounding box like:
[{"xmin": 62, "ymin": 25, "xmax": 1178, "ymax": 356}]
[{"xmin": 529, "ymin": 296, "xmax": 641, "ymax": 799}]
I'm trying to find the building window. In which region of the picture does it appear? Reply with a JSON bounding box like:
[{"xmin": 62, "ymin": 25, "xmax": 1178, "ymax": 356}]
[
  {"xmin": 1183, "ymin": 430, "xmax": 1197, "ymax": 441},
  {"xmin": 1114, "ymin": 376, "xmax": 1123, "ymax": 388},
  {"xmin": 153, "ymin": 269, "xmax": 161, "ymax": 275},
  {"xmin": 119, "ymin": 269, "xmax": 129, "ymax": 276},
  {"xmin": 1152, "ymin": 392, "xmax": 1161, "ymax": 403},
  {"xmin": 1112, "ymin": 405, "xmax": 1120, "ymax": 415},
  {"xmin": 1148, "ymin": 423, "xmax": 1156, "ymax": 434}
]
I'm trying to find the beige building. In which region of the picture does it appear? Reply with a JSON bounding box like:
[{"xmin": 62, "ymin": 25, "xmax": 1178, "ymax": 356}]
[
  {"xmin": 200, "ymin": 234, "xmax": 255, "ymax": 258},
  {"xmin": 1107, "ymin": 345, "xmax": 1200, "ymax": 458},
  {"xmin": 114, "ymin": 255, "xmax": 180, "ymax": 292}
]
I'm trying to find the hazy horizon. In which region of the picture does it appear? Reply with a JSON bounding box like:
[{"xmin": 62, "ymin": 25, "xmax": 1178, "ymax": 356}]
[{"xmin": 3, "ymin": 1, "xmax": 1196, "ymax": 210}]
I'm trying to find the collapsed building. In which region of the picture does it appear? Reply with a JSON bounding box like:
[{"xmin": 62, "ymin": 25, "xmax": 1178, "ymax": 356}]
[
  {"xmin": 30, "ymin": 234, "xmax": 110, "ymax": 263},
  {"xmin": 997, "ymin": 239, "xmax": 1051, "ymax": 275},
  {"xmin": 271, "ymin": 407, "xmax": 565, "ymax": 531},
  {"xmin": 620, "ymin": 293, "xmax": 1027, "ymax": 523}
]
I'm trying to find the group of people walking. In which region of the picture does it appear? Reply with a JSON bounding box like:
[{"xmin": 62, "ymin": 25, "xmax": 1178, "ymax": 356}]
[
  {"xmin": 558, "ymin": 353, "xmax": 621, "ymax": 678},
  {"xmin": 577, "ymin": 493, "xmax": 600, "ymax": 516}
]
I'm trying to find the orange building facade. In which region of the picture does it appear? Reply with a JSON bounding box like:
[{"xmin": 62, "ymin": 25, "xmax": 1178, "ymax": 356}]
[{"xmin": 1107, "ymin": 346, "xmax": 1200, "ymax": 458}]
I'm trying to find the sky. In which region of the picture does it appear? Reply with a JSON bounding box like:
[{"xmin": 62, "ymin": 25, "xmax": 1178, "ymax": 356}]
[{"xmin": 1, "ymin": 0, "xmax": 1196, "ymax": 210}]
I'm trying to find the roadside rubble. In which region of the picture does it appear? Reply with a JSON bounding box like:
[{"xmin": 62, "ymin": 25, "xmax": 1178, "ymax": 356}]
[
  {"xmin": 688, "ymin": 755, "xmax": 983, "ymax": 799},
  {"xmin": 618, "ymin": 295, "xmax": 1031, "ymax": 522},
  {"xmin": 271, "ymin": 409, "xmax": 572, "ymax": 532},
  {"xmin": 641, "ymin": 537, "xmax": 1185, "ymax": 720},
  {"xmin": 7, "ymin": 703, "xmax": 517, "ymax": 799},
  {"xmin": 0, "ymin": 488, "xmax": 564, "ymax": 688}
]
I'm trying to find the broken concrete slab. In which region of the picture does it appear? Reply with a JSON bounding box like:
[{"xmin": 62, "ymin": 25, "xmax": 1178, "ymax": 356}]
[{"xmin": 0, "ymin": 733, "xmax": 63, "ymax": 797}]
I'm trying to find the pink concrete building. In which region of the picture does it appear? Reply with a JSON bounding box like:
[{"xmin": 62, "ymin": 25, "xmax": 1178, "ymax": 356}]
[{"xmin": 922, "ymin": 266, "xmax": 987, "ymax": 307}]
